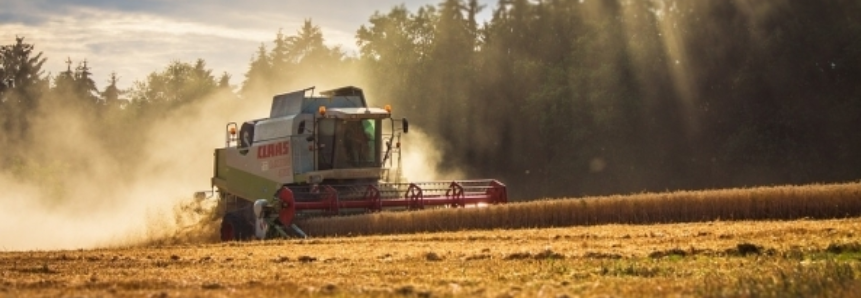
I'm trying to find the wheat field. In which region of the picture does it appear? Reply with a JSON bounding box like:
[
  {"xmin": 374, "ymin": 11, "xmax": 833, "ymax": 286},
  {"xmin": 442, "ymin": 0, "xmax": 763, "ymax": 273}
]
[{"xmin": 299, "ymin": 182, "xmax": 861, "ymax": 236}]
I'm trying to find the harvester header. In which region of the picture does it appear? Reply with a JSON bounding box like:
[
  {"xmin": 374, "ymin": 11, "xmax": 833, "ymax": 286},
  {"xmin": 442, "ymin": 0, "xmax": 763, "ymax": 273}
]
[{"xmin": 209, "ymin": 86, "xmax": 507, "ymax": 240}]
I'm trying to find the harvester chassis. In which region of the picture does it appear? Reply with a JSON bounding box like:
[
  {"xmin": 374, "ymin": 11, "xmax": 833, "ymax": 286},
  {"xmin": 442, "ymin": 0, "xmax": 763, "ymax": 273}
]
[{"xmin": 210, "ymin": 86, "xmax": 508, "ymax": 241}]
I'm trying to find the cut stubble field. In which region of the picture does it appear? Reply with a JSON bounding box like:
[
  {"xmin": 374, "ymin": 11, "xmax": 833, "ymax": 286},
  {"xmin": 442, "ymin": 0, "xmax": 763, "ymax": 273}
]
[{"xmin": 2, "ymin": 218, "xmax": 861, "ymax": 297}]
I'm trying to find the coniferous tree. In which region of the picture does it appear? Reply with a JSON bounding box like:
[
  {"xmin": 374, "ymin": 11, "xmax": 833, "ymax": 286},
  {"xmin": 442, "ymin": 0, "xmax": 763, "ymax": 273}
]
[
  {"xmin": 0, "ymin": 36, "xmax": 48, "ymax": 152},
  {"xmin": 74, "ymin": 59, "xmax": 100, "ymax": 107},
  {"xmin": 218, "ymin": 72, "xmax": 231, "ymax": 90},
  {"xmin": 101, "ymin": 72, "xmax": 124, "ymax": 108},
  {"xmin": 241, "ymin": 44, "xmax": 272, "ymax": 100}
]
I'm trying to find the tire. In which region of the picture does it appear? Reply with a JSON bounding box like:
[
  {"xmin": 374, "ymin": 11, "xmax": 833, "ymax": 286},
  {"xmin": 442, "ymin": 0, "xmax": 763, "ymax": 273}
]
[{"xmin": 220, "ymin": 212, "xmax": 254, "ymax": 241}]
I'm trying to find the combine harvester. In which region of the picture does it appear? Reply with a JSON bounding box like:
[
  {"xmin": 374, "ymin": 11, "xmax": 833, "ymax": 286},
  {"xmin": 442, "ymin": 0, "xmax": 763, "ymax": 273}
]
[{"xmin": 209, "ymin": 86, "xmax": 507, "ymax": 240}]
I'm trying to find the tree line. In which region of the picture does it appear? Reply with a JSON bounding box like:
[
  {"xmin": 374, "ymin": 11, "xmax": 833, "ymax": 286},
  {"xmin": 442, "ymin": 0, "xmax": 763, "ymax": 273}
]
[
  {"xmin": 2, "ymin": 0, "xmax": 860, "ymax": 199},
  {"xmin": 354, "ymin": 0, "xmax": 861, "ymax": 198}
]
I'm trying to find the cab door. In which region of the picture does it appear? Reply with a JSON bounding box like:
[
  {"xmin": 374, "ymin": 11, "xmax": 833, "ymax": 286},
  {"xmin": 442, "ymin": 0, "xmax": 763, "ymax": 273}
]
[{"xmin": 316, "ymin": 119, "xmax": 336, "ymax": 170}]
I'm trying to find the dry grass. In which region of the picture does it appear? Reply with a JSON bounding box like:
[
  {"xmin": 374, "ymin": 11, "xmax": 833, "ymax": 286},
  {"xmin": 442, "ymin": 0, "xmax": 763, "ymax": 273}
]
[
  {"xmin": 299, "ymin": 182, "xmax": 861, "ymax": 236},
  {"xmin": 2, "ymin": 218, "xmax": 861, "ymax": 297}
]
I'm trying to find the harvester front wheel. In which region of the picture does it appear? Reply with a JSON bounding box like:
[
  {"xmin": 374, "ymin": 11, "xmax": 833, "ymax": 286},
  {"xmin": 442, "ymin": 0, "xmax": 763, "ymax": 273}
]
[{"xmin": 220, "ymin": 213, "xmax": 253, "ymax": 241}]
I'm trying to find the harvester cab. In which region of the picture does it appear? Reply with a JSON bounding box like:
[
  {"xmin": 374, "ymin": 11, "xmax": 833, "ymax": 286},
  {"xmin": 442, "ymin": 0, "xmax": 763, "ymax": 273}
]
[{"xmin": 211, "ymin": 86, "xmax": 507, "ymax": 241}]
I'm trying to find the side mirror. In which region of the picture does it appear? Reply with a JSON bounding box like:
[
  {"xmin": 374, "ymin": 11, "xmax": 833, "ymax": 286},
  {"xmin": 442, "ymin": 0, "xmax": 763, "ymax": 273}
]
[
  {"xmin": 402, "ymin": 118, "xmax": 409, "ymax": 134},
  {"xmin": 306, "ymin": 135, "xmax": 315, "ymax": 142}
]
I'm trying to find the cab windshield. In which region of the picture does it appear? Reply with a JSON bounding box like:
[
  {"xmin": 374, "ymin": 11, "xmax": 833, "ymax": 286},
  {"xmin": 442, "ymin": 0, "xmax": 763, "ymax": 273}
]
[{"xmin": 317, "ymin": 119, "xmax": 381, "ymax": 170}]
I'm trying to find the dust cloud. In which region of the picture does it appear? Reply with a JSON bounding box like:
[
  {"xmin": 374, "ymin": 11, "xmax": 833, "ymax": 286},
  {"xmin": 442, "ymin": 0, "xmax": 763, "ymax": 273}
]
[
  {"xmin": 0, "ymin": 80, "xmax": 453, "ymax": 250},
  {"xmin": 397, "ymin": 128, "xmax": 464, "ymax": 182},
  {"xmin": 0, "ymin": 91, "xmax": 268, "ymax": 251}
]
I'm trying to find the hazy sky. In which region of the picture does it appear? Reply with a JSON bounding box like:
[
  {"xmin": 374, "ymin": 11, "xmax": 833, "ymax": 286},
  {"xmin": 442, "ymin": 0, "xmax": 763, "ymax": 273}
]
[{"xmin": 0, "ymin": 0, "xmax": 493, "ymax": 90}]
